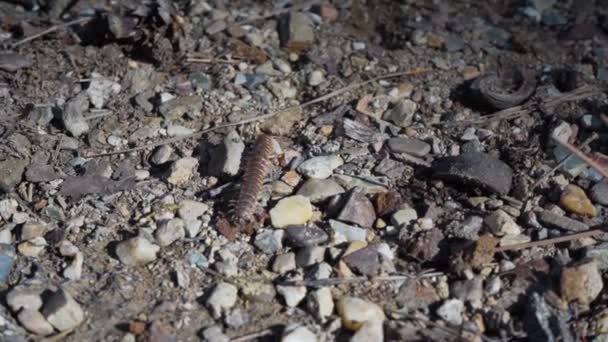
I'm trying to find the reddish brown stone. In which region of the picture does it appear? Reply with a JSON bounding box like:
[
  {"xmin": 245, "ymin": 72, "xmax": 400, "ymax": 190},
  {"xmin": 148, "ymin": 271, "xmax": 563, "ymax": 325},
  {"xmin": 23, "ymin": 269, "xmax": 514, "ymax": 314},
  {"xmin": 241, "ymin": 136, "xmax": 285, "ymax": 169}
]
[
  {"xmin": 337, "ymin": 189, "xmax": 376, "ymax": 228},
  {"xmin": 375, "ymin": 191, "xmax": 404, "ymax": 217}
]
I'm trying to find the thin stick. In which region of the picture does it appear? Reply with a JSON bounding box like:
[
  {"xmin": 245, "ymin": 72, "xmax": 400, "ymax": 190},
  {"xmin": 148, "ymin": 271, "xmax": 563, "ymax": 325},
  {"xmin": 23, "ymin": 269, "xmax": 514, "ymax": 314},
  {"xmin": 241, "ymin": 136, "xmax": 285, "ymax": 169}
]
[
  {"xmin": 551, "ymin": 135, "xmax": 608, "ymax": 179},
  {"xmin": 230, "ymin": 328, "xmax": 274, "ymax": 342},
  {"xmin": 276, "ymin": 272, "xmax": 443, "ymax": 287},
  {"xmin": 186, "ymin": 57, "xmax": 240, "ymax": 65},
  {"xmin": 230, "ymin": 1, "xmax": 320, "ymax": 27},
  {"xmin": 12, "ymin": 17, "xmax": 92, "ymax": 48},
  {"xmin": 533, "ymin": 133, "xmax": 598, "ymax": 189},
  {"xmin": 496, "ymin": 228, "xmax": 605, "ymax": 252},
  {"xmin": 87, "ymin": 68, "xmax": 430, "ymax": 158}
]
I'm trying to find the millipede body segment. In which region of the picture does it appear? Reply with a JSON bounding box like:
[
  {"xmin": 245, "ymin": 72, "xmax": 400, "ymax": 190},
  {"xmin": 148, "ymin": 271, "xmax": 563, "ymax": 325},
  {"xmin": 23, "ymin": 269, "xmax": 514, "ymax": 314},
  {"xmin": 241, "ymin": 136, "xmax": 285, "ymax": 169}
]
[{"xmin": 233, "ymin": 134, "xmax": 274, "ymax": 223}]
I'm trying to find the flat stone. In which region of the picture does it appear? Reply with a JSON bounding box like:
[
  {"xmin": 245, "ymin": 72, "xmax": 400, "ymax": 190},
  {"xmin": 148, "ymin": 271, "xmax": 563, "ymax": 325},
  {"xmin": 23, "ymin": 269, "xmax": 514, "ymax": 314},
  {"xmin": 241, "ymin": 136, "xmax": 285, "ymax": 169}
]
[
  {"xmin": 0, "ymin": 157, "xmax": 29, "ymax": 192},
  {"xmin": 306, "ymin": 287, "xmax": 334, "ymax": 322},
  {"xmin": 158, "ymin": 95, "xmax": 203, "ymax": 120},
  {"xmin": 336, "ymin": 189, "xmax": 376, "ymax": 229},
  {"xmin": 285, "ymin": 225, "xmax": 328, "ymax": 247},
  {"xmin": 484, "ymin": 209, "xmax": 521, "ymax": 236},
  {"xmin": 201, "ymin": 325, "xmax": 229, "ymax": 342},
  {"xmin": 61, "ymin": 93, "xmax": 89, "ymax": 137},
  {"xmin": 561, "ymin": 258, "xmax": 603, "ymax": 306},
  {"xmin": 329, "ymin": 220, "xmax": 367, "ymax": 241},
  {"xmin": 387, "ymin": 137, "xmax": 431, "ymax": 157},
  {"xmin": 536, "ymin": 211, "xmax": 589, "ymax": 232},
  {"xmin": 87, "ymin": 76, "xmax": 121, "ymax": 109},
  {"xmin": 41, "ymin": 288, "xmax": 84, "ymax": 332},
  {"xmin": 270, "ymin": 195, "xmax": 313, "ymax": 228},
  {"xmin": 336, "ymin": 296, "xmax": 386, "ymax": 331},
  {"xmin": 451, "ymin": 277, "xmax": 483, "ymax": 310},
  {"xmin": 155, "ymin": 218, "xmax": 185, "ymax": 246},
  {"xmin": 296, "ymin": 178, "xmax": 345, "ymax": 203},
  {"xmin": 178, "ymin": 200, "xmax": 209, "ymax": 221},
  {"xmin": 333, "ymin": 175, "xmax": 388, "ymax": 194},
  {"xmin": 272, "ymin": 252, "xmax": 296, "ymax": 274},
  {"xmin": 206, "ymin": 282, "xmax": 238, "ymax": 319},
  {"xmin": 63, "ymin": 251, "xmax": 83, "ymax": 280},
  {"xmin": 115, "ymin": 237, "xmax": 160, "ymax": 265},
  {"xmin": 436, "ymin": 299, "xmax": 464, "ymax": 325},
  {"xmin": 165, "ymin": 157, "xmax": 198, "ymax": 186},
  {"xmin": 383, "ymin": 99, "xmax": 417, "ymax": 128},
  {"xmin": 21, "ymin": 221, "xmax": 48, "ymax": 241},
  {"xmin": 591, "ymin": 182, "xmax": 608, "ymax": 205},
  {"xmin": 25, "ymin": 163, "xmax": 59, "ymax": 183},
  {"xmin": 0, "ymin": 198, "xmax": 18, "ymax": 220},
  {"xmin": 297, "ymin": 155, "xmax": 343, "ymax": 179},
  {"xmin": 296, "ymin": 246, "xmax": 326, "ymax": 267},
  {"xmin": 277, "ymin": 283, "xmax": 307, "ymax": 307},
  {"xmin": 279, "ymin": 12, "xmax": 315, "ymax": 50},
  {"xmin": 432, "ymin": 152, "xmax": 513, "ymax": 195},
  {"xmin": 214, "ymin": 249, "xmax": 239, "ymax": 277},
  {"xmin": 391, "ymin": 208, "xmax": 418, "ymax": 227},
  {"xmin": 6, "ymin": 286, "xmax": 43, "ymax": 312},
  {"xmin": 18, "ymin": 310, "xmax": 53, "ymax": 336},
  {"xmin": 584, "ymin": 243, "xmax": 608, "ymax": 270},
  {"xmin": 281, "ymin": 326, "xmax": 317, "ymax": 342},
  {"xmin": 254, "ymin": 230, "xmax": 284, "ymax": 254}
]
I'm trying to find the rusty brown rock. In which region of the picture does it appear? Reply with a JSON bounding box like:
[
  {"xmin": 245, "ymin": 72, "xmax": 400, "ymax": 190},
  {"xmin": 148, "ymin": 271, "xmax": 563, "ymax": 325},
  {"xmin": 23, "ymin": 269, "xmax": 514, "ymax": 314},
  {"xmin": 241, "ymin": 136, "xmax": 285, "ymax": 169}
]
[{"xmin": 337, "ymin": 189, "xmax": 376, "ymax": 229}]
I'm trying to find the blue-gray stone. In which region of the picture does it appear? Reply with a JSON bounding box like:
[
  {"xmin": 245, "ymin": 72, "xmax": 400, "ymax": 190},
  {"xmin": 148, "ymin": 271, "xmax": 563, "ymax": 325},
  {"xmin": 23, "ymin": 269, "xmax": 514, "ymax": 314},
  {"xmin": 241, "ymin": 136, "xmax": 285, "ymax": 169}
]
[{"xmin": 0, "ymin": 243, "xmax": 16, "ymax": 283}]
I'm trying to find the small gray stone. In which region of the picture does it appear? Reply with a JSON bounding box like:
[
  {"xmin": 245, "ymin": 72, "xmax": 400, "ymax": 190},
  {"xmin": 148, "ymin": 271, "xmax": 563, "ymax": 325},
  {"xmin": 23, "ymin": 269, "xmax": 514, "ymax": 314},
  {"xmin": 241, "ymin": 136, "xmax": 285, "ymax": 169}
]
[
  {"xmin": 296, "ymin": 246, "xmax": 326, "ymax": 267},
  {"xmin": 206, "ymin": 282, "xmax": 238, "ymax": 319},
  {"xmin": 329, "ymin": 220, "xmax": 367, "ymax": 241},
  {"xmin": 201, "ymin": 325, "xmax": 229, "ymax": 342},
  {"xmin": 151, "ymin": 145, "xmax": 174, "ymax": 165},
  {"xmin": 297, "ymin": 155, "xmax": 343, "ymax": 179},
  {"xmin": 451, "ymin": 277, "xmax": 483, "ymax": 309},
  {"xmin": 87, "ymin": 76, "xmax": 121, "ymax": 109},
  {"xmin": 0, "ymin": 199, "xmax": 17, "ymax": 220},
  {"xmin": 387, "ymin": 137, "xmax": 431, "ymax": 157},
  {"xmin": 591, "ymin": 182, "xmax": 608, "ymax": 206},
  {"xmin": 214, "ymin": 249, "xmax": 239, "ymax": 277},
  {"xmin": 536, "ymin": 211, "xmax": 589, "ymax": 232},
  {"xmin": 17, "ymin": 310, "xmax": 53, "ymax": 336},
  {"xmin": 484, "ymin": 210, "xmax": 521, "ymax": 236},
  {"xmin": 456, "ymin": 216, "xmax": 483, "ymax": 239},
  {"xmin": 436, "ymin": 299, "xmax": 464, "ymax": 325},
  {"xmin": 178, "ymin": 200, "xmax": 209, "ymax": 221},
  {"xmin": 254, "ymin": 230, "xmax": 283, "ymax": 254},
  {"xmin": 165, "ymin": 157, "xmax": 198, "ymax": 186},
  {"xmin": 21, "ymin": 221, "xmax": 47, "ymax": 241},
  {"xmin": 383, "ymin": 99, "xmax": 417, "ymax": 127},
  {"xmin": 297, "ymin": 178, "xmax": 345, "ymax": 203},
  {"xmin": 224, "ymin": 309, "xmax": 250, "ymax": 329},
  {"xmin": 285, "ymin": 225, "xmax": 328, "ymax": 247},
  {"xmin": 279, "ymin": 12, "xmax": 315, "ymax": 48},
  {"xmin": 277, "ymin": 283, "xmax": 307, "ymax": 307},
  {"xmin": 272, "ymin": 252, "xmax": 296, "ymax": 274},
  {"xmin": 306, "ymin": 287, "xmax": 334, "ymax": 322},
  {"xmin": 281, "ymin": 326, "xmax": 317, "ymax": 342},
  {"xmin": 61, "ymin": 93, "xmax": 90, "ymax": 137},
  {"xmin": 6, "ymin": 286, "xmax": 43, "ymax": 312},
  {"xmin": 391, "ymin": 208, "xmax": 418, "ymax": 227},
  {"xmin": 351, "ymin": 319, "xmax": 384, "ymax": 342},
  {"xmin": 155, "ymin": 218, "xmax": 185, "ymax": 246},
  {"xmin": 115, "ymin": 237, "xmax": 160, "ymax": 265},
  {"xmin": 0, "ymin": 157, "xmax": 28, "ymax": 192},
  {"xmin": 584, "ymin": 243, "xmax": 608, "ymax": 270},
  {"xmin": 41, "ymin": 288, "xmax": 84, "ymax": 332}
]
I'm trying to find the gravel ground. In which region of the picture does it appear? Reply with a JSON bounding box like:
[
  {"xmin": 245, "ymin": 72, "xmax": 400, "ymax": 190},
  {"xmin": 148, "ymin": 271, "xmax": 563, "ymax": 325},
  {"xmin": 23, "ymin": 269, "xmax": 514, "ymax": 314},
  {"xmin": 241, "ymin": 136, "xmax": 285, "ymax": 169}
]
[{"xmin": 1, "ymin": 0, "xmax": 608, "ymax": 341}]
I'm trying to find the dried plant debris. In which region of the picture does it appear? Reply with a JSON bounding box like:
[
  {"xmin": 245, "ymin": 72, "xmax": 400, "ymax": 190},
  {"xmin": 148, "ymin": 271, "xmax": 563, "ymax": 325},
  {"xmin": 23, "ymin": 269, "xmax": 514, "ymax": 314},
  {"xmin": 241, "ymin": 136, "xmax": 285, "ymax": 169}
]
[{"xmin": 3, "ymin": 0, "xmax": 608, "ymax": 341}]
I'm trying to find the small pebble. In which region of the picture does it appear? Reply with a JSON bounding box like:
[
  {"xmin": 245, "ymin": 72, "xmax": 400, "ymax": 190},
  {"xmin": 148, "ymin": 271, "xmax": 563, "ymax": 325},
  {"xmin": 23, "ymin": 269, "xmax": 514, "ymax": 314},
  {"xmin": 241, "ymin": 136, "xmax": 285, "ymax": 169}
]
[
  {"xmin": 297, "ymin": 155, "xmax": 343, "ymax": 179},
  {"xmin": 336, "ymin": 296, "xmax": 386, "ymax": 331},
  {"xmin": 270, "ymin": 195, "xmax": 313, "ymax": 228},
  {"xmin": 115, "ymin": 237, "xmax": 160, "ymax": 266},
  {"xmin": 206, "ymin": 282, "xmax": 238, "ymax": 319},
  {"xmin": 560, "ymin": 184, "xmax": 597, "ymax": 217}
]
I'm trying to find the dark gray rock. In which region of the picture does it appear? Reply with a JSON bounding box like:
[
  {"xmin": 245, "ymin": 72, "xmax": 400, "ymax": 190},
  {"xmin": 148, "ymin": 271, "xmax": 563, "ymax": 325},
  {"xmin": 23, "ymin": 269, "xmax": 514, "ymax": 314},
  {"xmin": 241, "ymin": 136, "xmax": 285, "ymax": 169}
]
[
  {"xmin": 387, "ymin": 137, "xmax": 431, "ymax": 157},
  {"xmin": 285, "ymin": 226, "xmax": 328, "ymax": 247},
  {"xmin": 0, "ymin": 157, "xmax": 28, "ymax": 192},
  {"xmin": 536, "ymin": 211, "xmax": 589, "ymax": 232},
  {"xmin": 590, "ymin": 182, "xmax": 608, "ymax": 206},
  {"xmin": 432, "ymin": 152, "xmax": 513, "ymax": 195}
]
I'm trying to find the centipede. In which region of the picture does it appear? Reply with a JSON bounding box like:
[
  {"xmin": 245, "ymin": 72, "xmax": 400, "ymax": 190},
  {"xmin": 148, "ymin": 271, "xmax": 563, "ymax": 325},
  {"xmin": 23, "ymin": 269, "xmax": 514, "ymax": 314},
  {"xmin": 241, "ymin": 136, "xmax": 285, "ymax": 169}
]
[{"xmin": 233, "ymin": 134, "xmax": 274, "ymax": 224}]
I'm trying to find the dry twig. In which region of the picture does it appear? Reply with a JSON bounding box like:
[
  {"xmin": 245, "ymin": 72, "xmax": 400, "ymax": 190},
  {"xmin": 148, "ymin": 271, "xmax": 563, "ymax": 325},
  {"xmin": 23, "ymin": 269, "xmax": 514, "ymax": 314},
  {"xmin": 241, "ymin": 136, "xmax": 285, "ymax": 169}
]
[
  {"xmin": 551, "ymin": 135, "xmax": 608, "ymax": 180},
  {"xmin": 496, "ymin": 228, "xmax": 605, "ymax": 252},
  {"xmin": 87, "ymin": 68, "xmax": 430, "ymax": 158},
  {"xmin": 12, "ymin": 17, "xmax": 92, "ymax": 48}
]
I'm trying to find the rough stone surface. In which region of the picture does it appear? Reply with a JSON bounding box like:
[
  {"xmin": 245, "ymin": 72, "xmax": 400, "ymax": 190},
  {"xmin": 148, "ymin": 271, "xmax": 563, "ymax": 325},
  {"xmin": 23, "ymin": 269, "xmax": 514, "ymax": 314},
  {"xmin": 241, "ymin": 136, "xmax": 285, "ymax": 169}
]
[
  {"xmin": 41, "ymin": 288, "xmax": 85, "ymax": 332},
  {"xmin": 270, "ymin": 195, "xmax": 313, "ymax": 228}
]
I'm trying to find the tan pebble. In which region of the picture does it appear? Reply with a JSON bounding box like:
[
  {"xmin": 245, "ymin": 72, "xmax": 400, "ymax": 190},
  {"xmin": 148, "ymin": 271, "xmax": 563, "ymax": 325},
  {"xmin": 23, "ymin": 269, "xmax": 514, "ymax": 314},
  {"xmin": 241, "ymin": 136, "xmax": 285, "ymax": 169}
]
[{"xmin": 559, "ymin": 184, "xmax": 597, "ymax": 217}]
